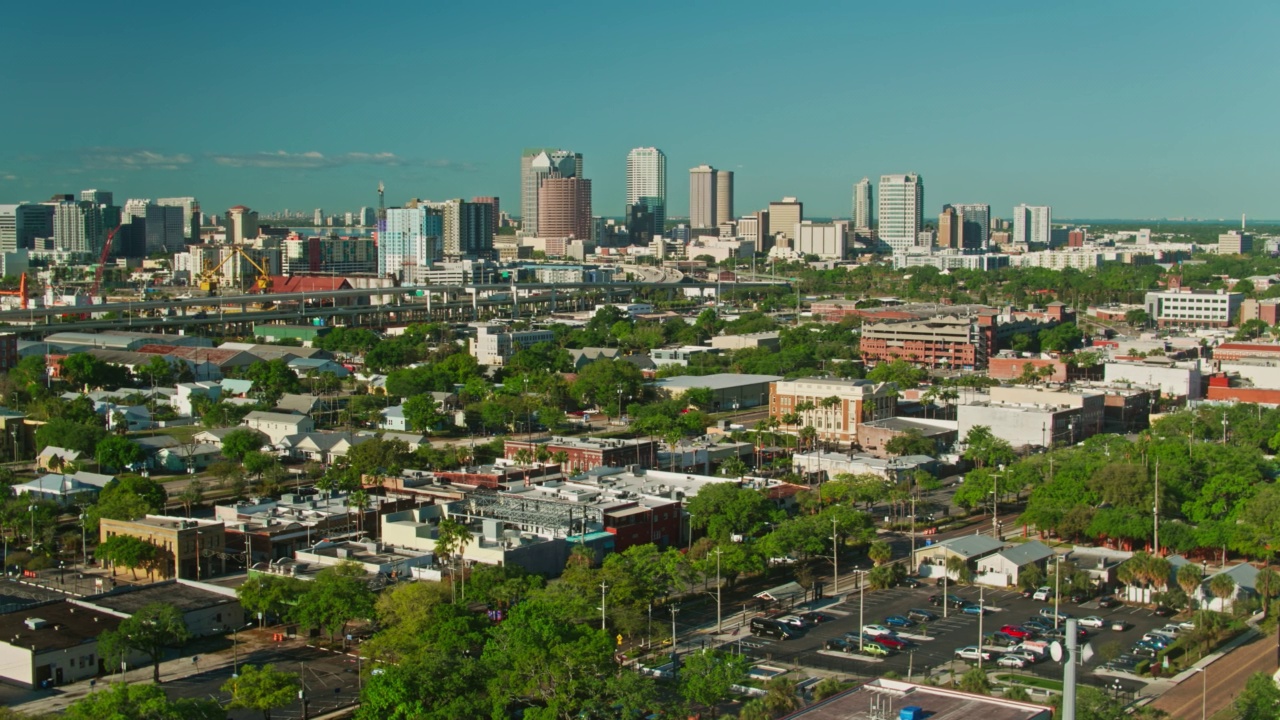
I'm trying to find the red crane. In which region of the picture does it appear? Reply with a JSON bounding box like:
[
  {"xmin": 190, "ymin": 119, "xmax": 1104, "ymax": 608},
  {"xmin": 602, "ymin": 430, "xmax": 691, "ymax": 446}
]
[
  {"xmin": 90, "ymin": 223, "xmax": 124, "ymax": 300},
  {"xmin": 0, "ymin": 273, "xmax": 29, "ymax": 309}
]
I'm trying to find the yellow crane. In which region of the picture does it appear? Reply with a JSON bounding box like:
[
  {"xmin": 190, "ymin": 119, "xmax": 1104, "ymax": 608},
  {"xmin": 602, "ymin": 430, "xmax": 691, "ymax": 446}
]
[{"xmin": 198, "ymin": 246, "xmax": 274, "ymax": 295}]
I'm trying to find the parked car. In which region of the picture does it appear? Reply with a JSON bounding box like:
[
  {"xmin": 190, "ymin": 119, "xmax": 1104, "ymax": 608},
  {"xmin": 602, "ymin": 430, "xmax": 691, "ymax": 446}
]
[
  {"xmin": 954, "ymin": 646, "xmax": 993, "ymax": 661},
  {"xmin": 896, "ymin": 577, "xmax": 923, "ymax": 588},
  {"xmin": 985, "ymin": 632, "xmax": 1019, "ymax": 648},
  {"xmin": 1097, "ymin": 596, "xmax": 1121, "ymax": 608},
  {"xmin": 1024, "ymin": 619, "xmax": 1053, "ymax": 633},
  {"xmin": 1006, "ymin": 650, "xmax": 1043, "ymax": 665},
  {"xmin": 1069, "ymin": 589, "xmax": 1094, "ymax": 603},
  {"xmin": 1032, "ymin": 587, "xmax": 1053, "ymax": 602},
  {"xmin": 997, "ymin": 654, "xmax": 1029, "ymax": 669},
  {"xmin": 1000, "ymin": 625, "xmax": 1033, "ymax": 639},
  {"xmin": 907, "ymin": 608, "xmax": 939, "ymax": 623},
  {"xmin": 1138, "ymin": 636, "xmax": 1172, "ymax": 650},
  {"xmin": 1079, "ymin": 616, "xmax": 1107, "ymax": 628},
  {"xmin": 1019, "ymin": 587, "xmax": 1035, "ymax": 599},
  {"xmin": 860, "ymin": 642, "xmax": 892, "ymax": 657},
  {"xmin": 1178, "ymin": 620, "xmax": 1197, "ymax": 631},
  {"xmin": 1111, "ymin": 620, "xmax": 1133, "ymax": 632},
  {"xmin": 1156, "ymin": 624, "xmax": 1182, "ymax": 636},
  {"xmin": 801, "ymin": 611, "xmax": 835, "ymax": 625},
  {"xmin": 1153, "ymin": 606, "xmax": 1176, "ymax": 617},
  {"xmin": 776, "ymin": 615, "xmax": 811, "ymax": 629},
  {"xmin": 824, "ymin": 638, "xmax": 855, "ymax": 653},
  {"xmin": 884, "ymin": 615, "xmax": 916, "ymax": 629},
  {"xmin": 862, "ymin": 624, "xmax": 894, "ymax": 637},
  {"xmin": 962, "ymin": 603, "xmax": 987, "ymax": 616},
  {"xmin": 929, "ymin": 594, "xmax": 967, "ymax": 608},
  {"xmin": 1130, "ymin": 644, "xmax": 1158, "ymax": 657},
  {"xmin": 1039, "ymin": 608, "xmax": 1072, "ymax": 621},
  {"xmin": 870, "ymin": 634, "xmax": 909, "ymax": 650}
]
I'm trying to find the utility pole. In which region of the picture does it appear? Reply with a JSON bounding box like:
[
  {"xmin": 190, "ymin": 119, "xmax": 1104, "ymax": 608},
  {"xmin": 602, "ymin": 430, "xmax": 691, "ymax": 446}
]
[
  {"xmin": 910, "ymin": 488, "xmax": 917, "ymax": 576},
  {"xmin": 600, "ymin": 581, "xmax": 609, "ymax": 630},
  {"xmin": 1054, "ymin": 553, "xmax": 1062, "ymax": 630},
  {"xmin": 858, "ymin": 570, "xmax": 865, "ymax": 651},
  {"xmin": 669, "ymin": 605, "xmax": 680, "ymax": 675},
  {"xmin": 1153, "ymin": 459, "xmax": 1160, "ymax": 557},
  {"xmin": 977, "ymin": 584, "xmax": 986, "ymax": 669}
]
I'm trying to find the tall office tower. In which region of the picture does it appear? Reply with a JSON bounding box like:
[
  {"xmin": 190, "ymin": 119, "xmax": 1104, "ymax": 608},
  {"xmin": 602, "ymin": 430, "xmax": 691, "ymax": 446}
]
[
  {"xmin": 80, "ymin": 189, "xmax": 113, "ymax": 206},
  {"xmin": 953, "ymin": 203, "xmax": 991, "ymax": 250},
  {"xmin": 768, "ymin": 197, "xmax": 803, "ymax": 245},
  {"xmin": 689, "ymin": 165, "xmax": 717, "ymax": 229},
  {"xmin": 380, "ymin": 206, "xmax": 443, "ymax": 280},
  {"xmin": 520, "ymin": 148, "xmax": 582, "ymax": 236},
  {"xmin": 626, "ymin": 147, "xmax": 667, "ymax": 235},
  {"xmin": 51, "ymin": 199, "xmax": 105, "ymax": 254},
  {"xmin": 626, "ymin": 200, "xmax": 657, "ymax": 246},
  {"xmin": 0, "ymin": 204, "xmax": 53, "ymax": 252},
  {"xmin": 436, "ymin": 199, "xmax": 494, "ymax": 259},
  {"xmin": 227, "ymin": 205, "xmax": 259, "ymax": 244},
  {"xmin": 471, "ymin": 196, "xmax": 501, "ymax": 236},
  {"xmin": 358, "ymin": 207, "xmax": 376, "ymax": 226},
  {"xmin": 853, "ymin": 177, "xmax": 873, "ymax": 230},
  {"xmin": 156, "ymin": 197, "xmax": 198, "ymax": 241},
  {"xmin": 122, "ymin": 200, "xmax": 186, "ymax": 255},
  {"xmin": 1012, "ymin": 204, "xmax": 1052, "ymax": 245},
  {"xmin": 313, "ymin": 209, "xmax": 324, "ymax": 226},
  {"xmin": 738, "ymin": 211, "xmax": 770, "ymax": 251},
  {"xmin": 876, "ymin": 174, "xmax": 923, "ymax": 253},
  {"xmin": 537, "ymin": 177, "xmax": 592, "ymax": 240},
  {"xmin": 937, "ymin": 205, "xmax": 959, "ymax": 249},
  {"xmin": 716, "ymin": 170, "xmax": 734, "ymax": 228}
]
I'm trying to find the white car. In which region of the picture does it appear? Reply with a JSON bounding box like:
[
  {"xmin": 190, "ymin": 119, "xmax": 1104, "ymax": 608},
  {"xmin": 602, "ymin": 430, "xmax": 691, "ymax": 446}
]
[
  {"xmin": 1178, "ymin": 620, "xmax": 1197, "ymax": 631},
  {"xmin": 954, "ymin": 646, "xmax": 993, "ymax": 661},
  {"xmin": 1158, "ymin": 624, "xmax": 1182, "ymax": 636},
  {"xmin": 1032, "ymin": 587, "xmax": 1053, "ymax": 602},
  {"xmin": 997, "ymin": 654, "xmax": 1028, "ymax": 669},
  {"xmin": 1079, "ymin": 616, "xmax": 1107, "ymax": 628},
  {"xmin": 863, "ymin": 624, "xmax": 894, "ymax": 637}
]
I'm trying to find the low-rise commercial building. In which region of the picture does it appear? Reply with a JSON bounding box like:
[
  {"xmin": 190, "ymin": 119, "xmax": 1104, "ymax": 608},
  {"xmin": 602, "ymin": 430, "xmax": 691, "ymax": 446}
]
[
  {"xmin": 653, "ymin": 373, "xmax": 782, "ymax": 410},
  {"xmin": 74, "ymin": 580, "xmax": 243, "ymax": 638},
  {"xmin": 503, "ymin": 436, "xmax": 660, "ymax": 472},
  {"xmin": 1144, "ymin": 289, "xmax": 1242, "ymax": 329},
  {"xmin": 957, "ymin": 386, "xmax": 1105, "ymax": 449},
  {"xmin": 709, "ymin": 332, "xmax": 780, "ymax": 351},
  {"xmin": 471, "ymin": 324, "xmax": 556, "ymax": 366},
  {"xmin": 1103, "ymin": 360, "xmax": 1203, "ymax": 399},
  {"xmin": 769, "ymin": 378, "xmax": 898, "ymax": 443},
  {"xmin": 0, "ymin": 601, "xmax": 128, "ymax": 689},
  {"xmin": 856, "ymin": 417, "xmax": 957, "ymax": 458},
  {"xmin": 98, "ymin": 516, "xmax": 225, "ymax": 580}
]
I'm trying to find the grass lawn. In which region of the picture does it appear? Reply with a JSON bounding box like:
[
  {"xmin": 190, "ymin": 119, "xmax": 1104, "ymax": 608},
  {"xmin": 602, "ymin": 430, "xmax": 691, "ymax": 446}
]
[{"xmin": 995, "ymin": 673, "xmax": 1063, "ymax": 691}]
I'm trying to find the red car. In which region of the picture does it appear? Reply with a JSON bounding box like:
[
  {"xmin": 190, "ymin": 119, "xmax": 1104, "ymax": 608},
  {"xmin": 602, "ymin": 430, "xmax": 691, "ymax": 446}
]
[
  {"xmin": 1000, "ymin": 625, "xmax": 1033, "ymax": 639},
  {"xmin": 870, "ymin": 634, "xmax": 908, "ymax": 650}
]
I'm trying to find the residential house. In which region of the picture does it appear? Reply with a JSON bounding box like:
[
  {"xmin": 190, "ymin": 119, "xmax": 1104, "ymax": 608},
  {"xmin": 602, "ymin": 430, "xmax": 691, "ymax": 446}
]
[
  {"xmin": 154, "ymin": 444, "xmax": 224, "ymax": 473},
  {"xmin": 287, "ymin": 357, "xmax": 349, "ymax": 379},
  {"xmin": 567, "ymin": 348, "xmax": 619, "ymax": 371},
  {"xmin": 1192, "ymin": 563, "xmax": 1258, "ymax": 613},
  {"xmin": 12, "ymin": 472, "xmax": 114, "ymax": 504},
  {"xmin": 380, "ymin": 404, "xmax": 408, "ymax": 432},
  {"xmin": 242, "ymin": 411, "xmax": 315, "ymax": 445},
  {"xmin": 277, "ymin": 432, "xmax": 369, "ymax": 464},
  {"xmin": 36, "ymin": 446, "xmax": 81, "ymax": 472},
  {"xmin": 171, "ymin": 382, "xmax": 221, "ymax": 417},
  {"xmin": 975, "ymin": 540, "xmax": 1056, "ymax": 588},
  {"xmin": 915, "ymin": 535, "xmax": 1004, "ymax": 579}
]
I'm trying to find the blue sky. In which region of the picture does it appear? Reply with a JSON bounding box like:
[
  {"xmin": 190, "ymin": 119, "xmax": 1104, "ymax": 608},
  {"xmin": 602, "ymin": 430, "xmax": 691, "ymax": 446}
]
[{"xmin": 1, "ymin": 1, "xmax": 1277, "ymax": 221}]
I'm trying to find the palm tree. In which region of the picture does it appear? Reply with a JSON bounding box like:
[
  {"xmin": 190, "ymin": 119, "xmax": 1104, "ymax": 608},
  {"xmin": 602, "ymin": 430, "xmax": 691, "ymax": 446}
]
[
  {"xmin": 1255, "ymin": 567, "xmax": 1280, "ymax": 619},
  {"xmin": 753, "ymin": 420, "xmax": 769, "ymax": 469},
  {"xmin": 1177, "ymin": 564, "xmax": 1204, "ymax": 609},
  {"xmin": 513, "ymin": 448, "xmax": 533, "ymax": 466},
  {"xmin": 533, "ymin": 445, "xmax": 552, "ymax": 466},
  {"xmin": 762, "ymin": 676, "xmax": 802, "ymax": 715},
  {"xmin": 435, "ymin": 517, "xmax": 473, "ymax": 602},
  {"xmin": 799, "ymin": 426, "xmax": 817, "ymax": 453},
  {"xmin": 1208, "ymin": 573, "xmax": 1236, "ymax": 613},
  {"xmin": 550, "ymin": 450, "xmax": 570, "ymax": 470},
  {"xmin": 945, "ymin": 555, "xmax": 970, "ymax": 584},
  {"xmin": 868, "ymin": 540, "xmax": 892, "ymax": 566}
]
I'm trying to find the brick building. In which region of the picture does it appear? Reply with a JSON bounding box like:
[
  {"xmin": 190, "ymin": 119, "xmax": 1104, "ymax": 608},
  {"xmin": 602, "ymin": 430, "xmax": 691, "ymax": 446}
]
[
  {"xmin": 1212, "ymin": 343, "xmax": 1280, "ymax": 362},
  {"xmin": 99, "ymin": 515, "xmax": 226, "ymax": 580},
  {"xmin": 769, "ymin": 378, "xmax": 897, "ymax": 443},
  {"xmin": 988, "ymin": 356, "xmax": 1069, "ymax": 382},
  {"xmin": 503, "ymin": 436, "xmax": 660, "ymax": 472},
  {"xmin": 857, "ymin": 303, "xmax": 1071, "ymax": 370}
]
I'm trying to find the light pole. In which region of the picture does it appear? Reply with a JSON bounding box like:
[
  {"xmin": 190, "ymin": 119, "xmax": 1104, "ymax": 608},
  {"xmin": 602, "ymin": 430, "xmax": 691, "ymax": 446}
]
[
  {"xmin": 831, "ymin": 518, "xmax": 840, "ymax": 595},
  {"xmin": 713, "ymin": 548, "xmax": 723, "ymax": 633},
  {"xmin": 28, "ymin": 505, "xmax": 35, "ymax": 552},
  {"xmin": 669, "ymin": 605, "xmax": 680, "ymax": 672},
  {"xmin": 79, "ymin": 513, "xmax": 88, "ymax": 566},
  {"xmin": 1191, "ymin": 666, "xmax": 1206, "ymax": 720},
  {"xmin": 1221, "ymin": 416, "xmax": 1228, "ymax": 445},
  {"xmin": 1054, "ymin": 553, "xmax": 1062, "ymax": 630},
  {"xmin": 977, "ymin": 584, "xmax": 986, "ymax": 668},
  {"xmin": 858, "ymin": 569, "xmax": 865, "ymax": 651},
  {"xmin": 599, "ymin": 581, "xmax": 609, "ymax": 631}
]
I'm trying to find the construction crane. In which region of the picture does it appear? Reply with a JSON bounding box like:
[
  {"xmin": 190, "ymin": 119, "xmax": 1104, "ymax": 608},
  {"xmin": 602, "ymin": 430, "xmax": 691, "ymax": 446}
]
[
  {"xmin": 197, "ymin": 246, "xmax": 273, "ymax": 296},
  {"xmin": 89, "ymin": 223, "xmax": 125, "ymax": 300},
  {"xmin": 0, "ymin": 273, "xmax": 30, "ymax": 309}
]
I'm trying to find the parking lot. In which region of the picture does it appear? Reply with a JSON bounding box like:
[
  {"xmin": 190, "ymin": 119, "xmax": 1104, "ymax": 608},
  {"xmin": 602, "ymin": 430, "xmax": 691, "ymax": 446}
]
[{"xmin": 725, "ymin": 580, "xmax": 1175, "ymax": 690}]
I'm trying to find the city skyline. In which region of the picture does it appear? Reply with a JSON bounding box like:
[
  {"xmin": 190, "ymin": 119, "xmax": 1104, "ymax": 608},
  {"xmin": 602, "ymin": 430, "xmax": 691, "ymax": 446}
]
[{"xmin": 1, "ymin": 2, "xmax": 1278, "ymax": 220}]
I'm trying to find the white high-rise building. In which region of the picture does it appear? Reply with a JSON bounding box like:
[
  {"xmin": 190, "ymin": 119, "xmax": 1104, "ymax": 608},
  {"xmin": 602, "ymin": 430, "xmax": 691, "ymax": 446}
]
[
  {"xmin": 626, "ymin": 147, "xmax": 666, "ymax": 234},
  {"xmin": 716, "ymin": 170, "xmax": 733, "ymax": 228},
  {"xmin": 853, "ymin": 177, "xmax": 873, "ymax": 229},
  {"xmin": 1012, "ymin": 204, "xmax": 1052, "ymax": 246},
  {"xmin": 689, "ymin": 165, "xmax": 717, "ymax": 229},
  {"xmin": 380, "ymin": 206, "xmax": 442, "ymax": 282},
  {"xmin": 876, "ymin": 174, "xmax": 923, "ymax": 253}
]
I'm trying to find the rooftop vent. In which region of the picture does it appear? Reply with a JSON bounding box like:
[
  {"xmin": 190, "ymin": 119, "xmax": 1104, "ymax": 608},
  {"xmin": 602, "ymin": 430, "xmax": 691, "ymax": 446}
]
[{"xmin": 23, "ymin": 618, "xmax": 47, "ymax": 631}]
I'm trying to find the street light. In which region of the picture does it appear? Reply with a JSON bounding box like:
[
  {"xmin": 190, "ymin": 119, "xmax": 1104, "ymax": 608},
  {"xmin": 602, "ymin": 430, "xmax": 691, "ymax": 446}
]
[
  {"xmin": 1054, "ymin": 553, "xmax": 1063, "ymax": 630},
  {"xmin": 1221, "ymin": 416, "xmax": 1228, "ymax": 444},
  {"xmin": 1191, "ymin": 666, "xmax": 1207, "ymax": 720},
  {"xmin": 857, "ymin": 568, "xmax": 866, "ymax": 651},
  {"xmin": 713, "ymin": 548, "xmax": 723, "ymax": 633},
  {"xmin": 977, "ymin": 585, "xmax": 986, "ymax": 669},
  {"xmin": 831, "ymin": 518, "xmax": 840, "ymax": 596},
  {"xmin": 79, "ymin": 513, "xmax": 88, "ymax": 566}
]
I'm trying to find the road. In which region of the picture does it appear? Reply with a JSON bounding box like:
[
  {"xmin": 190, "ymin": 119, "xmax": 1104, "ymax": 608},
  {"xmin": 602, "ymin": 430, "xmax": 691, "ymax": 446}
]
[{"xmin": 1147, "ymin": 628, "xmax": 1279, "ymax": 719}]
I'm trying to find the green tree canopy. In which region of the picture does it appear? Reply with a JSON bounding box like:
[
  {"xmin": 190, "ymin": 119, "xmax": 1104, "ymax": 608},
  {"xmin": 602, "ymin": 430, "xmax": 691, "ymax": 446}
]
[
  {"xmin": 94, "ymin": 435, "xmax": 145, "ymax": 472},
  {"xmin": 98, "ymin": 602, "xmax": 191, "ymax": 682},
  {"xmin": 63, "ymin": 682, "xmax": 221, "ymax": 720},
  {"xmin": 222, "ymin": 663, "xmax": 301, "ymax": 720}
]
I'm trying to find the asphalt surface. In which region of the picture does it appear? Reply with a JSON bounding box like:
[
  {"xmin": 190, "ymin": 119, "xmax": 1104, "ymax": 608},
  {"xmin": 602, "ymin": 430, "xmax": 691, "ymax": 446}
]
[
  {"xmin": 720, "ymin": 580, "xmax": 1169, "ymax": 697},
  {"xmin": 1148, "ymin": 628, "xmax": 1279, "ymax": 719}
]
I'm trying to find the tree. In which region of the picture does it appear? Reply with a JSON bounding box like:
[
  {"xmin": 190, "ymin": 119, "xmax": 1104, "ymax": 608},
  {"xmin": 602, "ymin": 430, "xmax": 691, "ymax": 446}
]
[
  {"xmin": 1234, "ymin": 671, "xmax": 1280, "ymax": 720},
  {"xmin": 435, "ymin": 517, "xmax": 473, "ymax": 600},
  {"xmin": 34, "ymin": 418, "xmax": 106, "ymax": 456},
  {"xmin": 98, "ymin": 602, "xmax": 191, "ymax": 682},
  {"xmin": 570, "ymin": 359, "xmax": 644, "ymax": 417},
  {"xmin": 1124, "ymin": 308, "xmax": 1150, "ymax": 327},
  {"xmin": 293, "ymin": 561, "xmax": 376, "ymax": 642},
  {"xmin": 684, "ymin": 481, "xmax": 773, "ymax": 541},
  {"xmin": 958, "ymin": 666, "xmax": 990, "ymax": 695},
  {"xmin": 762, "ymin": 676, "xmax": 802, "ymax": 715},
  {"xmin": 221, "ymin": 428, "xmax": 267, "ymax": 462},
  {"xmin": 1176, "ymin": 564, "xmax": 1204, "ymax": 609},
  {"xmin": 63, "ymin": 682, "xmax": 221, "ymax": 720},
  {"xmin": 1039, "ymin": 322, "xmax": 1083, "ymax": 353},
  {"xmin": 945, "ymin": 555, "xmax": 970, "ymax": 584},
  {"xmin": 1208, "ymin": 573, "xmax": 1236, "ymax": 612},
  {"xmin": 402, "ymin": 394, "xmax": 446, "ymax": 433},
  {"xmin": 811, "ymin": 677, "xmax": 846, "ymax": 702},
  {"xmin": 1235, "ymin": 318, "xmax": 1270, "ymax": 341},
  {"xmin": 242, "ymin": 359, "xmax": 302, "ymax": 404},
  {"xmin": 884, "ymin": 429, "xmax": 935, "ymax": 457},
  {"xmin": 94, "ymin": 436, "xmax": 145, "ymax": 472},
  {"xmin": 176, "ymin": 479, "xmax": 206, "ymax": 517},
  {"xmin": 236, "ymin": 574, "xmax": 307, "ymax": 626},
  {"xmin": 717, "ymin": 456, "xmax": 748, "ymax": 478},
  {"xmin": 94, "ymin": 534, "xmax": 158, "ymax": 579},
  {"xmin": 868, "ymin": 540, "xmax": 893, "ymax": 566},
  {"xmin": 865, "ymin": 359, "xmax": 926, "ymax": 389},
  {"xmin": 222, "ymin": 664, "xmax": 301, "ymax": 720},
  {"xmin": 1255, "ymin": 567, "xmax": 1280, "ymax": 619},
  {"xmin": 678, "ymin": 649, "xmax": 749, "ymax": 710}
]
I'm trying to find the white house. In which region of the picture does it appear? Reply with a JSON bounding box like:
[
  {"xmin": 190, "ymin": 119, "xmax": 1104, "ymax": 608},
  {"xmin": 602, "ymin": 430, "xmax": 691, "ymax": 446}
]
[
  {"xmin": 242, "ymin": 411, "xmax": 315, "ymax": 445},
  {"xmin": 915, "ymin": 535, "xmax": 1004, "ymax": 579},
  {"xmin": 380, "ymin": 404, "xmax": 407, "ymax": 432},
  {"xmin": 277, "ymin": 432, "xmax": 369, "ymax": 464},
  {"xmin": 1193, "ymin": 563, "xmax": 1258, "ymax": 613},
  {"xmin": 975, "ymin": 540, "xmax": 1056, "ymax": 588},
  {"xmin": 12, "ymin": 471, "xmax": 114, "ymax": 504}
]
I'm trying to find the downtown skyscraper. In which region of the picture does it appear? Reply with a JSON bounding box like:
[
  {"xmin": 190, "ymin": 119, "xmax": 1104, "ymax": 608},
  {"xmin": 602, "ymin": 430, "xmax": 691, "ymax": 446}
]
[
  {"xmin": 626, "ymin": 147, "xmax": 666, "ymax": 236},
  {"xmin": 876, "ymin": 174, "xmax": 923, "ymax": 253},
  {"xmin": 853, "ymin": 177, "xmax": 873, "ymax": 230},
  {"xmin": 953, "ymin": 203, "xmax": 991, "ymax": 249},
  {"xmin": 689, "ymin": 165, "xmax": 734, "ymax": 230},
  {"xmin": 520, "ymin": 148, "xmax": 582, "ymax": 236},
  {"xmin": 1013, "ymin": 204, "xmax": 1051, "ymax": 246}
]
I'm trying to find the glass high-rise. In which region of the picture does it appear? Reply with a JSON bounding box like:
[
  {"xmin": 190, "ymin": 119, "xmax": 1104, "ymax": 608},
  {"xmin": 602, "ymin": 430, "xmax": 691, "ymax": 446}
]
[
  {"xmin": 853, "ymin": 177, "xmax": 873, "ymax": 230},
  {"xmin": 953, "ymin": 203, "xmax": 991, "ymax": 250},
  {"xmin": 876, "ymin": 174, "xmax": 923, "ymax": 253}
]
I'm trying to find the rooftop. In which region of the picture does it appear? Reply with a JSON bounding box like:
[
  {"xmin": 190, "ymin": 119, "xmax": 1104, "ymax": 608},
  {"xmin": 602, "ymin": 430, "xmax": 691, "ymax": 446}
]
[
  {"xmin": 932, "ymin": 534, "xmax": 1004, "ymax": 559},
  {"xmin": 994, "ymin": 540, "xmax": 1056, "ymax": 566},
  {"xmin": 79, "ymin": 580, "xmax": 236, "ymax": 616},
  {"xmin": 0, "ymin": 601, "xmax": 122, "ymax": 653},
  {"xmin": 653, "ymin": 373, "xmax": 783, "ymax": 390}
]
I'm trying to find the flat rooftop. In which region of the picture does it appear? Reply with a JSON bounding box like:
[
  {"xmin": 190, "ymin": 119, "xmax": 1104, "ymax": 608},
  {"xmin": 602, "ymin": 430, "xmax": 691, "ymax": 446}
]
[
  {"xmin": 82, "ymin": 581, "xmax": 236, "ymax": 615},
  {"xmin": 0, "ymin": 601, "xmax": 122, "ymax": 653},
  {"xmin": 653, "ymin": 373, "xmax": 783, "ymax": 390}
]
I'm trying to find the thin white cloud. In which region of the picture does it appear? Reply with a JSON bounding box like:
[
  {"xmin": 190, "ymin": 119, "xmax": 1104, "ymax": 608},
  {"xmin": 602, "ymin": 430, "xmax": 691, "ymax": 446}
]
[
  {"xmin": 0, "ymin": 173, "xmax": 15, "ymax": 181},
  {"xmin": 210, "ymin": 150, "xmax": 404, "ymax": 169},
  {"xmin": 80, "ymin": 148, "xmax": 193, "ymax": 171}
]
